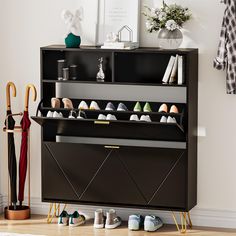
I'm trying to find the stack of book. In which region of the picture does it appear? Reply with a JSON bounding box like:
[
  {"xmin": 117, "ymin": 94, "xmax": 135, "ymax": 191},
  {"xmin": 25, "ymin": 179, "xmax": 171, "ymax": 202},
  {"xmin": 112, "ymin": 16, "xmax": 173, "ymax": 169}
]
[{"xmin": 162, "ymin": 55, "xmax": 185, "ymax": 85}]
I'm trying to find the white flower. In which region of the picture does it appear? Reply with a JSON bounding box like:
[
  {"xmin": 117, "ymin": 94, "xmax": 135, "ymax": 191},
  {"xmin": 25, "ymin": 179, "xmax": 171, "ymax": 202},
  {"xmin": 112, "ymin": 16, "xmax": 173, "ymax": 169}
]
[
  {"xmin": 146, "ymin": 21, "xmax": 154, "ymax": 31},
  {"xmin": 158, "ymin": 12, "xmax": 167, "ymax": 21},
  {"xmin": 165, "ymin": 20, "xmax": 178, "ymax": 31},
  {"xmin": 150, "ymin": 8, "xmax": 157, "ymax": 17}
]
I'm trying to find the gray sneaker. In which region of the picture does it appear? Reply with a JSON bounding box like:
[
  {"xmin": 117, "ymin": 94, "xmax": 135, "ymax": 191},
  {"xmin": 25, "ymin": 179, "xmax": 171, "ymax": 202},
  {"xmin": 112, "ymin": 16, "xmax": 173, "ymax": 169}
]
[
  {"xmin": 105, "ymin": 209, "xmax": 122, "ymax": 229},
  {"xmin": 144, "ymin": 215, "xmax": 163, "ymax": 232},
  {"xmin": 94, "ymin": 209, "xmax": 105, "ymax": 229}
]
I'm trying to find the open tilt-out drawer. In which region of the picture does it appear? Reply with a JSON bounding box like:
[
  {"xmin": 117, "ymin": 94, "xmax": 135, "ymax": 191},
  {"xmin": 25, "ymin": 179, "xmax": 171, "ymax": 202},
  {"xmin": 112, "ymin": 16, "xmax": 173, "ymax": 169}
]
[{"xmin": 42, "ymin": 141, "xmax": 189, "ymax": 211}]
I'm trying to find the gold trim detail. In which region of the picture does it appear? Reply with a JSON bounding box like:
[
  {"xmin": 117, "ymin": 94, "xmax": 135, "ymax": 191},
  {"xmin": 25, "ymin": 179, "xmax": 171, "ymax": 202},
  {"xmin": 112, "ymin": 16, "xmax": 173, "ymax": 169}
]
[
  {"xmin": 94, "ymin": 121, "xmax": 110, "ymax": 125},
  {"xmin": 104, "ymin": 145, "xmax": 120, "ymax": 149}
]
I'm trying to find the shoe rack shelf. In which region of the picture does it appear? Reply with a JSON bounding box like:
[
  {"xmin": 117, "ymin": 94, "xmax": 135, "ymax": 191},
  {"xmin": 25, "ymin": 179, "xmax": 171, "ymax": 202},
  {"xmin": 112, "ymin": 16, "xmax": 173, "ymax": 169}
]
[{"xmin": 34, "ymin": 45, "xmax": 198, "ymax": 213}]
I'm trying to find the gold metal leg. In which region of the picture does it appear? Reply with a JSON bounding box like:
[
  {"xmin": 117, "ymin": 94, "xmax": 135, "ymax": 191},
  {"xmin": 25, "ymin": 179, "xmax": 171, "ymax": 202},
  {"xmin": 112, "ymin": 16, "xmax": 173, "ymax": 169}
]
[
  {"xmin": 172, "ymin": 211, "xmax": 192, "ymax": 234},
  {"xmin": 47, "ymin": 203, "xmax": 67, "ymax": 223}
]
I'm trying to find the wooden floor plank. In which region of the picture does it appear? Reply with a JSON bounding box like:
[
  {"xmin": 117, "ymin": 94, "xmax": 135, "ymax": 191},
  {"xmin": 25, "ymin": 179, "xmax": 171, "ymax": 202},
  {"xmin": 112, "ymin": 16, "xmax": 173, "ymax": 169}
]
[{"xmin": 0, "ymin": 215, "xmax": 235, "ymax": 236}]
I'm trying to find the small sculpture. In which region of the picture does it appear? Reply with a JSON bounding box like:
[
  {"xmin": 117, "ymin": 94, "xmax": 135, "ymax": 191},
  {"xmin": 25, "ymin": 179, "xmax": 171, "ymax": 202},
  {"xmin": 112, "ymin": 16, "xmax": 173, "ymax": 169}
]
[
  {"xmin": 106, "ymin": 32, "xmax": 119, "ymax": 43},
  {"xmin": 96, "ymin": 57, "xmax": 105, "ymax": 82},
  {"xmin": 61, "ymin": 9, "xmax": 82, "ymax": 48}
]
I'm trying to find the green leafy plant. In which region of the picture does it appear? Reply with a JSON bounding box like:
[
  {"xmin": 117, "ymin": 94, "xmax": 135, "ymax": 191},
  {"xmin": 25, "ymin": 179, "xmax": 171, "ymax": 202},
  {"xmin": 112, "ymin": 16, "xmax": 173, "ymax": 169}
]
[{"xmin": 143, "ymin": 1, "xmax": 191, "ymax": 33}]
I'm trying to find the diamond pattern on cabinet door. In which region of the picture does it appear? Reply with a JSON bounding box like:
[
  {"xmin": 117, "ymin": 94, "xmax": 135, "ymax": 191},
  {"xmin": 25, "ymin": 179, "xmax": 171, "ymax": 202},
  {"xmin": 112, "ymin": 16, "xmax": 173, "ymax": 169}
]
[
  {"xmin": 80, "ymin": 149, "xmax": 146, "ymax": 206},
  {"xmin": 43, "ymin": 142, "xmax": 111, "ymax": 202},
  {"xmin": 117, "ymin": 147, "xmax": 186, "ymax": 207}
]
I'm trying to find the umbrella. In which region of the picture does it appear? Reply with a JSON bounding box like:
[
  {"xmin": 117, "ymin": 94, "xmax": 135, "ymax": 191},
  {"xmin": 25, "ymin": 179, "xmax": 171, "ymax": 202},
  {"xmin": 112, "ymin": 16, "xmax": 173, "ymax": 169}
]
[
  {"xmin": 18, "ymin": 84, "xmax": 37, "ymax": 206},
  {"xmin": 5, "ymin": 82, "xmax": 17, "ymax": 210}
]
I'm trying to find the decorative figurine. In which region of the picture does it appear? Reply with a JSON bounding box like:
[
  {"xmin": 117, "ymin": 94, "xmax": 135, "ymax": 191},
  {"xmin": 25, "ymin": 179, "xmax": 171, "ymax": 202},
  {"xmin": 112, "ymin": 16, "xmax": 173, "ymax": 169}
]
[
  {"xmin": 96, "ymin": 57, "xmax": 105, "ymax": 82},
  {"xmin": 61, "ymin": 9, "xmax": 82, "ymax": 48},
  {"xmin": 106, "ymin": 32, "xmax": 119, "ymax": 43}
]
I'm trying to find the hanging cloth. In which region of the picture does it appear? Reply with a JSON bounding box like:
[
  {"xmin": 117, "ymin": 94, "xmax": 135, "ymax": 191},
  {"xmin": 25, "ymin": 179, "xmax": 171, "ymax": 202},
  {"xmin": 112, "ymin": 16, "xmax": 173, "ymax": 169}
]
[{"xmin": 214, "ymin": 0, "xmax": 236, "ymax": 94}]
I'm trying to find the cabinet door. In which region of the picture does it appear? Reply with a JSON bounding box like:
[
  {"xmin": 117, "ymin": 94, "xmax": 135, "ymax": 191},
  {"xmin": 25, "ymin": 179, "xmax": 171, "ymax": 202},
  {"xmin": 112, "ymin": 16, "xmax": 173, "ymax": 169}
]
[
  {"xmin": 117, "ymin": 147, "xmax": 187, "ymax": 209},
  {"xmin": 42, "ymin": 142, "xmax": 111, "ymax": 202}
]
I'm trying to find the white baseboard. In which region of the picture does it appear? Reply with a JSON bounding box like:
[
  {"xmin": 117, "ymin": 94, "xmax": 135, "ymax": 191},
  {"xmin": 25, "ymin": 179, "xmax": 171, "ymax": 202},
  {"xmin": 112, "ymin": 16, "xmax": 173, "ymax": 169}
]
[{"xmin": 2, "ymin": 196, "xmax": 236, "ymax": 229}]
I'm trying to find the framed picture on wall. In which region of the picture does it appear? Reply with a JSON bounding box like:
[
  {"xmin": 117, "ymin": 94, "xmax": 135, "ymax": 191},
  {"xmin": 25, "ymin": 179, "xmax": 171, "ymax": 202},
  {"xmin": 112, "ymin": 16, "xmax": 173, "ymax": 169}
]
[{"xmin": 97, "ymin": 0, "xmax": 140, "ymax": 45}]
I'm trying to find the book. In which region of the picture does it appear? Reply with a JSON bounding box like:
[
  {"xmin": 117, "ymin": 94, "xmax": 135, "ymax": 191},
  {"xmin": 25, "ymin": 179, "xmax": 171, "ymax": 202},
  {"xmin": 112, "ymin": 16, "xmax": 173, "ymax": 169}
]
[
  {"xmin": 169, "ymin": 55, "xmax": 179, "ymax": 84},
  {"xmin": 101, "ymin": 42, "xmax": 139, "ymax": 50},
  {"xmin": 178, "ymin": 56, "xmax": 185, "ymax": 85},
  {"xmin": 162, "ymin": 56, "xmax": 176, "ymax": 83}
]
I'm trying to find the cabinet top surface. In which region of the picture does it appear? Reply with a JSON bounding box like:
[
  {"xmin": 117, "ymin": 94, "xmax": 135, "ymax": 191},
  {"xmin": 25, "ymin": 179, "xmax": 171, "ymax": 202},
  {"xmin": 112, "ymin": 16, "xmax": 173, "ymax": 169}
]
[{"xmin": 41, "ymin": 45, "xmax": 198, "ymax": 53}]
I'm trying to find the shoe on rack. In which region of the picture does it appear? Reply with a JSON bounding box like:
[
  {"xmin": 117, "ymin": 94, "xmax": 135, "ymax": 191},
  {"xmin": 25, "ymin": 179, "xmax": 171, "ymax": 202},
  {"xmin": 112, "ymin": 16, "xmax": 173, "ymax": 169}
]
[
  {"xmin": 130, "ymin": 114, "xmax": 139, "ymax": 121},
  {"xmin": 78, "ymin": 101, "xmax": 88, "ymax": 110},
  {"xmin": 105, "ymin": 102, "xmax": 115, "ymax": 111},
  {"xmin": 158, "ymin": 103, "xmax": 168, "ymax": 113},
  {"xmin": 106, "ymin": 114, "xmax": 117, "ymax": 120},
  {"xmin": 53, "ymin": 111, "xmax": 63, "ymax": 118},
  {"xmin": 144, "ymin": 215, "xmax": 163, "ymax": 232},
  {"xmin": 77, "ymin": 110, "xmax": 87, "ymax": 119},
  {"xmin": 133, "ymin": 102, "xmax": 142, "ymax": 112},
  {"xmin": 140, "ymin": 115, "xmax": 151, "ymax": 122},
  {"xmin": 105, "ymin": 209, "xmax": 122, "ymax": 229},
  {"xmin": 160, "ymin": 116, "xmax": 167, "ymax": 123},
  {"xmin": 128, "ymin": 215, "xmax": 144, "ymax": 231},
  {"xmin": 46, "ymin": 111, "xmax": 53, "ymax": 118},
  {"xmin": 51, "ymin": 98, "xmax": 61, "ymax": 109},
  {"xmin": 167, "ymin": 116, "xmax": 177, "ymax": 123},
  {"xmin": 98, "ymin": 114, "xmax": 106, "ymax": 120},
  {"xmin": 170, "ymin": 105, "xmax": 179, "ymax": 114},
  {"xmin": 68, "ymin": 110, "xmax": 77, "ymax": 119},
  {"xmin": 69, "ymin": 211, "xmax": 86, "ymax": 227},
  {"xmin": 58, "ymin": 210, "xmax": 69, "ymax": 226},
  {"xmin": 90, "ymin": 101, "xmax": 100, "ymax": 110},
  {"xmin": 94, "ymin": 209, "xmax": 105, "ymax": 229},
  {"xmin": 117, "ymin": 103, "xmax": 128, "ymax": 111},
  {"xmin": 143, "ymin": 102, "xmax": 152, "ymax": 112},
  {"xmin": 62, "ymin": 98, "xmax": 73, "ymax": 109}
]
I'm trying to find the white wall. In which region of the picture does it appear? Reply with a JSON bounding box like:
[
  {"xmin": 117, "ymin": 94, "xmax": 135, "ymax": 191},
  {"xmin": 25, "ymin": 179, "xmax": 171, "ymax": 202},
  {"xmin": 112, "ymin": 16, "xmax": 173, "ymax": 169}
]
[{"xmin": 1, "ymin": 0, "xmax": 236, "ymax": 228}]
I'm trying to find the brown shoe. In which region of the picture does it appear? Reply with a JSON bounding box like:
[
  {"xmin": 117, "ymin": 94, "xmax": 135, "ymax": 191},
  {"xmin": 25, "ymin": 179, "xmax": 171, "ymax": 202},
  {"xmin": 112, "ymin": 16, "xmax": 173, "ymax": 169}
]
[
  {"xmin": 51, "ymin": 98, "xmax": 60, "ymax": 108},
  {"xmin": 62, "ymin": 98, "xmax": 74, "ymax": 109}
]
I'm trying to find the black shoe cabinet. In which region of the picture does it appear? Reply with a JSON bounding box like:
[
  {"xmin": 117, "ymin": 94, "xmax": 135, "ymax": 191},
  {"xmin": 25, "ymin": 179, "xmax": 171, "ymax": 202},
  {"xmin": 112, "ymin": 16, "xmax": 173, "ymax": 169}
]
[{"xmin": 32, "ymin": 46, "xmax": 198, "ymax": 212}]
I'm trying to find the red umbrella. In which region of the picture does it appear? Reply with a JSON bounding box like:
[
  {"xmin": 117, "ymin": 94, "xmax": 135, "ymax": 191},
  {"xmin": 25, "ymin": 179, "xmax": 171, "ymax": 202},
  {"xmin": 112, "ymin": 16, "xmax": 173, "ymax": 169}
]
[{"xmin": 18, "ymin": 84, "xmax": 37, "ymax": 206}]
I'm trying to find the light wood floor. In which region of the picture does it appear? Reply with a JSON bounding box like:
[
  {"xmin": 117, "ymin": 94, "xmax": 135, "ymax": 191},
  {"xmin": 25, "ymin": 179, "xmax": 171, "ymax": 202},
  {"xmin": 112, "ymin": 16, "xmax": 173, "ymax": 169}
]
[{"xmin": 0, "ymin": 215, "xmax": 236, "ymax": 236}]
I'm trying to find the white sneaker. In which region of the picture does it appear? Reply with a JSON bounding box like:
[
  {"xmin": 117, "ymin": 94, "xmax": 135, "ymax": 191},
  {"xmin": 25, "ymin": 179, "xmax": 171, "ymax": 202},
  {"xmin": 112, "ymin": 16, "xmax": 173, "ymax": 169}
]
[
  {"xmin": 53, "ymin": 111, "xmax": 63, "ymax": 118},
  {"xmin": 98, "ymin": 114, "xmax": 106, "ymax": 120},
  {"xmin": 160, "ymin": 116, "xmax": 167, "ymax": 123},
  {"xmin": 144, "ymin": 215, "xmax": 163, "ymax": 232},
  {"xmin": 167, "ymin": 116, "xmax": 177, "ymax": 123},
  {"xmin": 46, "ymin": 111, "xmax": 53, "ymax": 118},
  {"xmin": 105, "ymin": 209, "xmax": 122, "ymax": 229},
  {"xmin": 106, "ymin": 114, "xmax": 117, "ymax": 120},
  {"xmin": 78, "ymin": 101, "xmax": 88, "ymax": 110},
  {"xmin": 140, "ymin": 115, "xmax": 151, "ymax": 122},
  {"xmin": 90, "ymin": 101, "xmax": 100, "ymax": 110},
  {"xmin": 130, "ymin": 114, "xmax": 139, "ymax": 121}
]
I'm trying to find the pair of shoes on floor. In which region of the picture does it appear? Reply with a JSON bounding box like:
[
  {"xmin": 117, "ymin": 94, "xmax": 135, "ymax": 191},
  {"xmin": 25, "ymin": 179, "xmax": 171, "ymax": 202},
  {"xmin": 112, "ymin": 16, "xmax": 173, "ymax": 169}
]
[
  {"xmin": 58, "ymin": 210, "xmax": 86, "ymax": 227},
  {"xmin": 68, "ymin": 110, "xmax": 87, "ymax": 119},
  {"xmin": 94, "ymin": 209, "xmax": 122, "ymax": 229},
  {"xmin": 159, "ymin": 104, "xmax": 179, "ymax": 113},
  {"xmin": 51, "ymin": 98, "xmax": 74, "ymax": 109},
  {"xmin": 160, "ymin": 116, "xmax": 177, "ymax": 123},
  {"xmin": 128, "ymin": 215, "xmax": 163, "ymax": 232},
  {"xmin": 98, "ymin": 114, "xmax": 117, "ymax": 120},
  {"xmin": 105, "ymin": 102, "xmax": 128, "ymax": 112},
  {"xmin": 133, "ymin": 102, "xmax": 152, "ymax": 112},
  {"xmin": 78, "ymin": 101, "xmax": 100, "ymax": 110},
  {"xmin": 130, "ymin": 114, "xmax": 152, "ymax": 122},
  {"xmin": 46, "ymin": 111, "xmax": 63, "ymax": 118}
]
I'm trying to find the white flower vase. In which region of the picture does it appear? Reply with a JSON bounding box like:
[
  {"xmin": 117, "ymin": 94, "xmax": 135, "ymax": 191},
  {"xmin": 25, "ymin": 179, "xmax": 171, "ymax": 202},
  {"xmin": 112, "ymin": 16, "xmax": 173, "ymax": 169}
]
[{"xmin": 158, "ymin": 28, "xmax": 183, "ymax": 49}]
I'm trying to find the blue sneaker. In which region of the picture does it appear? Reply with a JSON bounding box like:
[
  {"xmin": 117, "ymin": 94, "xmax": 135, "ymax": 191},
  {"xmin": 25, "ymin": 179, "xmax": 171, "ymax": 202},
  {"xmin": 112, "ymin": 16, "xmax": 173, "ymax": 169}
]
[
  {"xmin": 128, "ymin": 215, "xmax": 144, "ymax": 231},
  {"xmin": 144, "ymin": 215, "xmax": 163, "ymax": 232}
]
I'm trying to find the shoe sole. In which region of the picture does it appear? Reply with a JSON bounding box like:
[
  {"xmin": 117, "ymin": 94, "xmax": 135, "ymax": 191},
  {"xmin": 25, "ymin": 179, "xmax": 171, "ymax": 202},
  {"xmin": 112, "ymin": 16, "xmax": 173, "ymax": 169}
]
[
  {"xmin": 105, "ymin": 221, "xmax": 121, "ymax": 229},
  {"xmin": 144, "ymin": 222, "xmax": 163, "ymax": 232},
  {"xmin": 94, "ymin": 224, "xmax": 104, "ymax": 229}
]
